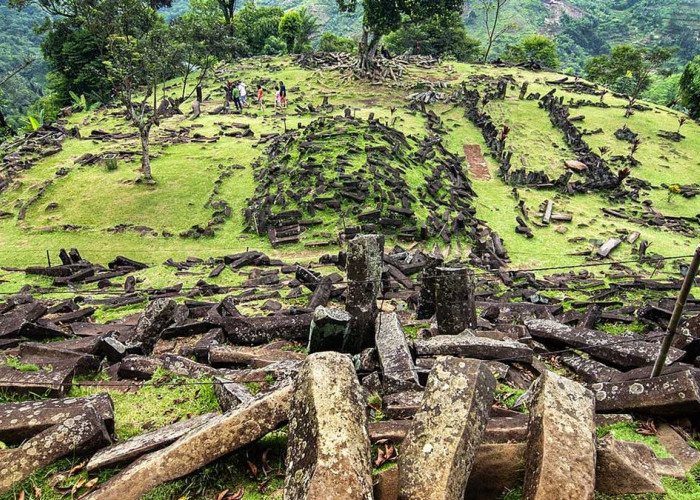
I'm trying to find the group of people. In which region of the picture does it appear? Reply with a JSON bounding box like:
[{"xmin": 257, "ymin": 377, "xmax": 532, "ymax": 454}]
[{"xmin": 225, "ymin": 80, "xmax": 288, "ymax": 113}]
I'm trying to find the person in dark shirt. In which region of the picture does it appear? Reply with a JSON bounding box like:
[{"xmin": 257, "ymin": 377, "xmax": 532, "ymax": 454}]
[{"xmin": 279, "ymin": 81, "xmax": 287, "ymax": 109}]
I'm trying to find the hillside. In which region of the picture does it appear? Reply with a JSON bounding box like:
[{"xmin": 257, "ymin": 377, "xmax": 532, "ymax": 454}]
[
  {"xmin": 2, "ymin": 57, "xmax": 700, "ymax": 499},
  {"xmin": 1, "ymin": 56, "xmax": 699, "ymax": 270}
]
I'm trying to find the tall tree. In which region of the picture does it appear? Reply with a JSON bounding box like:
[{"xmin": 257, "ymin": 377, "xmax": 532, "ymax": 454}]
[
  {"xmin": 216, "ymin": 0, "xmax": 237, "ymax": 29},
  {"xmin": 475, "ymin": 0, "xmax": 514, "ymax": 63},
  {"xmin": 103, "ymin": 2, "xmax": 172, "ymax": 181},
  {"xmin": 502, "ymin": 34, "xmax": 559, "ymax": 68},
  {"xmin": 335, "ymin": 0, "xmax": 463, "ymax": 71},
  {"xmin": 679, "ymin": 56, "xmax": 700, "ymax": 120}
]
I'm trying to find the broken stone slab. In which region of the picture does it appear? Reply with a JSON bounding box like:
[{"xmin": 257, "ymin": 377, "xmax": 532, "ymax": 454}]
[
  {"xmin": 592, "ymin": 370, "xmax": 700, "ymax": 417},
  {"xmin": 383, "ymin": 390, "xmax": 423, "ymax": 420},
  {"xmin": 398, "ymin": 357, "xmax": 496, "ymax": 499},
  {"xmin": 413, "ymin": 333, "xmax": 533, "ymax": 363},
  {"xmin": 128, "ymin": 298, "xmax": 177, "ymax": 354},
  {"xmin": 369, "ymin": 415, "xmax": 528, "ymax": 446},
  {"xmin": 373, "ymin": 465, "xmax": 399, "ymax": 500},
  {"xmin": 435, "ymin": 266, "xmax": 477, "ymax": 335},
  {"xmin": 85, "ymin": 384, "xmax": 292, "ymax": 500},
  {"xmin": 118, "ymin": 354, "xmax": 220, "ymax": 380},
  {"xmin": 284, "ymin": 352, "xmax": 373, "ymax": 499},
  {"xmin": 523, "ymin": 370, "xmax": 596, "ymax": 500},
  {"xmin": 307, "ymin": 306, "xmax": 351, "ymax": 353},
  {"xmin": 87, "ymin": 413, "xmax": 218, "ymax": 471},
  {"xmin": 595, "ymin": 434, "xmax": 665, "ymax": 494},
  {"xmin": 560, "ymin": 353, "xmax": 621, "ymax": 383},
  {"xmin": 0, "ymin": 406, "xmax": 111, "ymax": 495},
  {"xmin": 526, "ymin": 319, "xmax": 684, "ymax": 368},
  {"xmin": 598, "ymin": 238, "xmax": 622, "ymax": 258},
  {"xmin": 655, "ymin": 423, "xmax": 700, "ymax": 472},
  {"xmin": 0, "ymin": 392, "xmax": 114, "ymax": 445},
  {"xmin": 219, "ymin": 313, "xmax": 313, "ymax": 345},
  {"xmin": 212, "ymin": 376, "xmax": 254, "ymax": 412},
  {"xmin": 345, "ymin": 234, "xmax": 384, "ymax": 354},
  {"xmin": 208, "ymin": 344, "xmax": 305, "ymax": 368},
  {"xmin": 375, "ymin": 312, "xmax": 420, "ymax": 392},
  {"xmin": 0, "ymin": 364, "xmax": 73, "ymax": 397}
]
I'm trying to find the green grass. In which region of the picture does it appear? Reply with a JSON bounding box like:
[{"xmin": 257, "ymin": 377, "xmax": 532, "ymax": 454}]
[{"xmin": 1, "ymin": 356, "xmax": 41, "ymax": 372}]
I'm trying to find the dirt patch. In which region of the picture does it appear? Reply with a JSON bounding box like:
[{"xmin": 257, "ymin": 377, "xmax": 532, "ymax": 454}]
[{"xmin": 463, "ymin": 144, "xmax": 491, "ymax": 181}]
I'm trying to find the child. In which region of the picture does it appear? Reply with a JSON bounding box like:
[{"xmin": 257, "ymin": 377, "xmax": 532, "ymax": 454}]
[
  {"xmin": 257, "ymin": 85, "xmax": 264, "ymax": 110},
  {"xmin": 279, "ymin": 81, "xmax": 287, "ymax": 108},
  {"xmin": 275, "ymin": 86, "xmax": 281, "ymax": 110}
]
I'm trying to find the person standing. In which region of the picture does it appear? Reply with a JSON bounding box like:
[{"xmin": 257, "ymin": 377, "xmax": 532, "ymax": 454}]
[
  {"xmin": 279, "ymin": 81, "xmax": 287, "ymax": 108},
  {"xmin": 238, "ymin": 81, "xmax": 248, "ymax": 107},
  {"xmin": 233, "ymin": 85, "xmax": 242, "ymax": 111},
  {"xmin": 257, "ymin": 84, "xmax": 265, "ymax": 111},
  {"xmin": 275, "ymin": 86, "xmax": 282, "ymax": 110}
]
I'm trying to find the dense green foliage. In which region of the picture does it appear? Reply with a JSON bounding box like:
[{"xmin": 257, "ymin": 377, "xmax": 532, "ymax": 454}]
[
  {"xmin": 679, "ymin": 56, "xmax": 700, "ymax": 119},
  {"xmin": 502, "ymin": 34, "xmax": 559, "ymax": 68},
  {"xmin": 384, "ymin": 12, "xmax": 482, "ymax": 62},
  {"xmin": 318, "ymin": 32, "xmax": 357, "ymax": 53},
  {"xmin": 0, "ymin": 0, "xmax": 45, "ymax": 130}
]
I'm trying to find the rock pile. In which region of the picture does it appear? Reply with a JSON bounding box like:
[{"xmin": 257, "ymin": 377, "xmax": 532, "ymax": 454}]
[{"xmin": 2, "ymin": 241, "xmax": 700, "ymax": 498}]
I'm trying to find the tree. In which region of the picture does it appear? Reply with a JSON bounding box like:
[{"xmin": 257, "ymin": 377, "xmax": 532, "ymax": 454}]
[
  {"xmin": 679, "ymin": 56, "xmax": 700, "ymax": 119},
  {"xmin": 233, "ymin": 2, "xmax": 284, "ymax": 55},
  {"xmin": 384, "ymin": 12, "xmax": 482, "ymax": 62},
  {"xmin": 278, "ymin": 11, "xmax": 302, "ymax": 54},
  {"xmin": 295, "ymin": 8, "xmax": 319, "ymax": 53},
  {"xmin": 214, "ymin": 0, "xmax": 237, "ymax": 30},
  {"xmin": 502, "ymin": 34, "xmax": 559, "ymax": 68},
  {"xmin": 335, "ymin": 0, "xmax": 464, "ymax": 71},
  {"xmin": 103, "ymin": 3, "xmax": 172, "ymax": 181},
  {"xmin": 475, "ymin": 0, "xmax": 515, "ymax": 63},
  {"xmin": 584, "ymin": 45, "xmax": 674, "ymax": 117},
  {"xmin": 319, "ymin": 33, "xmax": 357, "ymax": 53}
]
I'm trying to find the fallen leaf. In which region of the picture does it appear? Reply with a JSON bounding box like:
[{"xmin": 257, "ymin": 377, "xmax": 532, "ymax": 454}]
[
  {"xmin": 225, "ymin": 487, "xmax": 244, "ymax": 500},
  {"xmin": 33, "ymin": 485, "xmax": 42, "ymax": 499},
  {"xmin": 67, "ymin": 463, "xmax": 86, "ymax": 477},
  {"xmin": 214, "ymin": 489, "xmax": 228, "ymax": 500},
  {"xmin": 18, "ymin": 491, "xmax": 25, "ymax": 500},
  {"xmin": 71, "ymin": 477, "xmax": 87, "ymax": 495},
  {"xmin": 246, "ymin": 460, "xmax": 258, "ymax": 478},
  {"xmin": 374, "ymin": 447, "xmax": 386, "ymax": 467},
  {"xmin": 261, "ymin": 449, "xmax": 272, "ymax": 476}
]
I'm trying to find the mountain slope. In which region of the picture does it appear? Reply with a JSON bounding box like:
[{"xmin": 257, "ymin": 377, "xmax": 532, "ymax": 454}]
[{"xmin": 0, "ymin": 56, "xmax": 698, "ymax": 271}]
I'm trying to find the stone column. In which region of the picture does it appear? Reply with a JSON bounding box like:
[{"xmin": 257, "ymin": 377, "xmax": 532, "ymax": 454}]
[
  {"xmin": 435, "ymin": 266, "xmax": 476, "ymax": 335},
  {"xmin": 284, "ymin": 352, "xmax": 373, "ymax": 500},
  {"xmin": 344, "ymin": 234, "xmax": 384, "ymax": 353},
  {"xmin": 416, "ymin": 252, "xmax": 444, "ymax": 320}
]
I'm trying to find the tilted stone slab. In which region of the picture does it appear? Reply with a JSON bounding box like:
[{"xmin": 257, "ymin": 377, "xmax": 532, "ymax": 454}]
[
  {"xmin": 212, "ymin": 376, "xmax": 254, "ymax": 412},
  {"xmin": 0, "ymin": 364, "xmax": 73, "ymax": 397},
  {"xmin": 307, "ymin": 306, "xmax": 351, "ymax": 354},
  {"xmin": 0, "ymin": 406, "xmax": 111, "ymax": 495},
  {"xmin": 592, "ymin": 370, "xmax": 700, "ymax": 417},
  {"xmin": 523, "ymin": 370, "xmax": 596, "ymax": 500},
  {"xmin": 596, "ymin": 434, "xmax": 664, "ymax": 494},
  {"xmin": 129, "ymin": 298, "xmax": 177, "ymax": 354},
  {"xmin": 0, "ymin": 393, "xmax": 114, "ymax": 445},
  {"xmin": 413, "ymin": 333, "xmax": 533, "ymax": 363},
  {"xmin": 375, "ymin": 312, "xmax": 419, "ymax": 392},
  {"xmin": 85, "ymin": 384, "xmax": 292, "ymax": 500},
  {"xmin": 87, "ymin": 413, "xmax": 217, "ymax": 471},
  {"xmin": 208, "ymin": 344, "xmax": 305, "ymax": 368},
  {"xmin": 284, "ymin": 352, "xmax": 373, "ymax": 500},
  {"xmin": 526, "ymin": 319, "xmax": 683, "ymax": 368},
  {"xmin": 219, "ymin": 313, "xmax": 313, "ymax": 345},
  {"xmin": 398, "ymin": 357, "xmax": 496, "ymax": 500}
]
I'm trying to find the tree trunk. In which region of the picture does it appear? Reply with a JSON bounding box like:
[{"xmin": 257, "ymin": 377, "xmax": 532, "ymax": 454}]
[
  {"xmin": 358, "ymin": 29, "xmax": 381, "ymax": 73},
  {"xmin": 139, "ymin": 125, "xmax": 152, "ymax": 180}
]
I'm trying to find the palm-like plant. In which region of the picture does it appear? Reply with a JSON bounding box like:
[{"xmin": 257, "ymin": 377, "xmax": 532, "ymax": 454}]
[
  {"xmin": 69, "ymin": 91, "xmax": 101, "ymax": 112},
  {"xmin": 24, "ymin": 108, "xmax": 44, "ymax": 131}
]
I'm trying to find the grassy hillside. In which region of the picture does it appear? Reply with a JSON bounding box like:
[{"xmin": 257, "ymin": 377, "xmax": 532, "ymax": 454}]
[{"xmin": 0, "ymin": 56, "xmax": 698, "ymax": 274}]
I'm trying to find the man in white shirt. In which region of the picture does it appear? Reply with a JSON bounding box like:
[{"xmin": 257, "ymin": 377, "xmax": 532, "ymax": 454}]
[{"xmin": 238, "ymin": 81, "xmax": 248, "ymax": 107}]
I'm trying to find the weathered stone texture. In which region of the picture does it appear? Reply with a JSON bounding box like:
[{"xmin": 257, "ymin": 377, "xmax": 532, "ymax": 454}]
[
  {"xmin": 398, "ymin": 357, "xmax": 496, "ymax": 500},
  {"xmin": 284, "ymin": 352, "xmax": 373, "ymax": 500}
]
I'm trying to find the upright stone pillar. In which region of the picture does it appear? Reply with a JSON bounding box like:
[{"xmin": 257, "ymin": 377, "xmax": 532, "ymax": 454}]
[
  {"xmin": 398, "ymin": 357, "xmax": 496, "ymax": 499},
  {"xmin": 284, "ymin": 352, "xmax": 373, "ymax": 500},
  {"xmin": 344, "ymin": 234, "xmax": 384, "ymax": 354},
  {"xmin": 416, "ymin": 251, "xmax": 444, "ymax": 320},
  {"xmin": 435, "ymin": 266, "xmax": 476, "ymax": 335}
]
